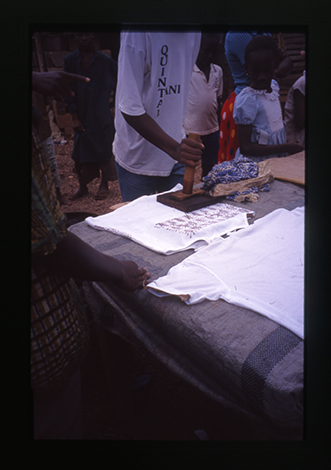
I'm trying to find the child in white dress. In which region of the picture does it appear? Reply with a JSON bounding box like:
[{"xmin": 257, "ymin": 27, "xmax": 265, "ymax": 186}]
[{"xmin": 233, "ymin": 35, "xmax": 304, "ymax": 162}]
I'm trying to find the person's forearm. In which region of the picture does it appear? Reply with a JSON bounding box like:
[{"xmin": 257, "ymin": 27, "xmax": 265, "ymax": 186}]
[
  {"xmin": 293, "ymin": 90, "xmax": 305, "ymax": 129},
  {"xmin": 294, "ymin": 113, "xmax": 305, "ymax": 130},
  {"xmin": 42, "ymin": 231, "xmax": 125, "ymax": 283},
  {"xmin": 239, "ymin": 141, "xmax": 292, "ymax": 157},
  {"xmin": 122, "ymin": 112, "xmax": 179, "ymax": 160},
  {"xmin": 275, "ymin": 56, "xmax": 293, "ymax": 79}
]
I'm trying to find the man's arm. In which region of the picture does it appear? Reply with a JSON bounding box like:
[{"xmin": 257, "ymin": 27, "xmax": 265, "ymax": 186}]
[
  {"xmin": 293, "ymin": 89, "xmax": 305, "ymax": 130},
  {"xmin": 32, "ymin": 71, "xmax": 90, "ymax": 101},
  {"xmin": 275, "ymin": 50, "xmax": 293, "ymax": 79},
  {"xmin": 122, "ymin": 112, "xmax": 203, "ymax": 167},
  {"xmin": 238, "ymin": 124, "xmax": 304, "ymax": 156},
  {"xmin": 41, "ymin": 231, "xmax": 150, "ymax": 291},
  {"xmin": 32, "ymin": 70, "xmax": 149, "ymax": 291}
]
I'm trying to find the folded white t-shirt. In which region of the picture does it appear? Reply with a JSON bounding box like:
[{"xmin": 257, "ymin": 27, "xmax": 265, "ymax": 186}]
[
  {"xmin": 147, "ymin": 206, "xmax": 304, "ymax": 338},
  {"xmin": 85, "ymin": 185, "xmax": 254, "ymax": 255}
]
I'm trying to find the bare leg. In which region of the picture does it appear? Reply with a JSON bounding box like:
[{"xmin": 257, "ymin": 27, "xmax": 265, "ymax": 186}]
[
  {"xmin": 69, "ymin": 183, "xmax": 88, "ymax": 200},
  {"xmin": 95, "ymin": 174, "xmax": 109, "ymax": 200},
  {"xmin": 69, "ymin": 162, "xmax": 91, "ymax": 200},
  {"xmin": 56, "ymin": 187, "xmax": 70, "ymax": 205}
]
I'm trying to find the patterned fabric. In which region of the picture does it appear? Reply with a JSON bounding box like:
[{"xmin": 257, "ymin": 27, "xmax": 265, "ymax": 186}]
[
  {"xmin": 31, "ymin": 126, "xmax": 67, "ymax": 256},
  {"xmin": 32, "ymin": 91, "xmax": 51, "ymax": 141},
  {"xmin": 154, "ymin": 203, "xmax": 252, "ymax": 237},
  {"xmin": 218, "ymin": 91, "xmax": 239, "ymax": 163},
  {"xmin": 241, "ymin": 325, "xmax": 302, "ymax": 424},
  {"xmin": 31, "ymin": 263, "xmax": 90, "ymax": 394},
  {"xmin": 227, "ymin": 185, "xmax": 268, "ymax": 203},
  {"xmin": 203, "ymin": 154, "xmax": 258, "ymax": 188},
  {"xmin": 40, "ymin": 135, "xmax": 62, "ymax": 188},
  {"xmin": 202, "ymin": 155, "xmax": 271, "ymax": 202},
  {"xmin": 31, "ymin": 126, "xmax": 90, "ymax": 394}
]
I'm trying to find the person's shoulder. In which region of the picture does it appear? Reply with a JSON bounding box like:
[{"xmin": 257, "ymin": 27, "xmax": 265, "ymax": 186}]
[
  {"xmin": 96, "ymin": 51, "xmax": 117, "ymax": 65},
  {"xmin": 238, "ymin": 86, "xmax": 254, "ymax": 96},
  {"xmin": 233, "ymin": 87, "xmax": 260, "ymax": 123},
  {"xmin": 294, "ymin": 73, "xmax": 306, "ymax": 86},
  {"xmin": 235, "ymin": 86, "xmax": 258, "ymax": 106},
  {"xmin": 226, "ymin": 31, "xmax": 254, "ymax": 43},
  {"xmin": 96, "ymin": 50, "xmax": 111, "ymax": 59},
  {"xmin": 212, "ymin": 63, "xmax": 223, "ymax": 75},
  {"xmin": 291, "ymin": 74, "xmax": 305, "ymax": 95},
  {"xmin": 64, "ymin": 49, "xmax": 79, "ymax": 61},
  {"xmin": 121, "ymin": 31, "xmax": 146, "ymax": 45}
]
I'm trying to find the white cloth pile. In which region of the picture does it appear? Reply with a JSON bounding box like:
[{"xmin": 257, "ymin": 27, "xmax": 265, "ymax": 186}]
[
  {"xmin": 147, "ymin": 206, "xmax": 304, "ymax": 339},
  {"xmin": 85, "ymin": 185, "xmax": 254, "ymax": 255}
]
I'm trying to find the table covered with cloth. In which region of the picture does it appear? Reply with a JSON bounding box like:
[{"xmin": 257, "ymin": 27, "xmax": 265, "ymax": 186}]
[{"xmin": 69, "ymin": 179, "xmax": 304, "ymax": 437}]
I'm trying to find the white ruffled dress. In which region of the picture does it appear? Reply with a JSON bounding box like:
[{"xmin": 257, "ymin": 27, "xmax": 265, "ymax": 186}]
[{"xmin": 233, "ymin": 79, "xmax": 286, "ymax": 162}]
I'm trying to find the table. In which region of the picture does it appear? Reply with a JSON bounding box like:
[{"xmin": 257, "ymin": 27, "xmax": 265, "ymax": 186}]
[{"xmin": 69, "ymin": 179, "xmax": 305, "ymax": 438}]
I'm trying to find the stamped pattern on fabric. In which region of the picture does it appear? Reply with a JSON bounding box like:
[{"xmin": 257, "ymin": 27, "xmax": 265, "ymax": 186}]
[{"xmin": 154, "ymin": 203, "xmax": 252, "ymax": 237}]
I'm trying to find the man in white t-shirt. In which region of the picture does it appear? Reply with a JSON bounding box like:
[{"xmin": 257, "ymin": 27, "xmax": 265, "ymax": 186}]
[{"xmin": 113, "ymin": 31, "xmax": 204, "ymax": 201}]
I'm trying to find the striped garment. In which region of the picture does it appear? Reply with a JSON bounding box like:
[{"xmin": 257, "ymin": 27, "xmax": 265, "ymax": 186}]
[{"xmin": 31, "ymin": 125, "xmax": 90, "ymax": 394}]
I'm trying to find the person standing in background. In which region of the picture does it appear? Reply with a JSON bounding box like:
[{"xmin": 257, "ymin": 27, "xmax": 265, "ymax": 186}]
[
  {"xmin": 32, "ymin": 70, "xmax": 150, "ymax": 440},
  {"xmin": 64, "ymin": 32, "xmax": 118, "ymax": 201},
  {"xmin": 232, "ymin": 35, "xmax": 303, "ymax": 162},
  {"xmin": 184, "ymin": 33, "xmax": 223, "ymax": 178},
  {"xmin": 218, "ymin": 30, "xmax": 293, "ymax": 163}
]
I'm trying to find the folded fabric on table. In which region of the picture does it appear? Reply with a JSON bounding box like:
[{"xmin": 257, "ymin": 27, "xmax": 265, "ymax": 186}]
[
  {"xmin": 85, "ymin": 185, "xmax": 254, "ymax": 255},
  {"xmin": 202, "ymin": 156, "xmax": 274, "ymax": 202},
  {"xmin": 147, "ymin": 206, "xmax": 304, "ymax": 338}
]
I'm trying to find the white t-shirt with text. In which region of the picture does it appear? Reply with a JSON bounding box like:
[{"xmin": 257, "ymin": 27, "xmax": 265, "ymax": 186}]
[{"xmin": 113, "ymin": 32, "xmax": 201, "ymax": 176}]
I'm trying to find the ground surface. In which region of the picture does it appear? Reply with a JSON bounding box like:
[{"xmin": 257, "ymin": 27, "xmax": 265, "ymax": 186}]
[
  {"xmin": 54, "ymin": 137, "xmax": 290, "ymax": 441},
  {"xmin": 54, "ymin": 138, "xmax": 122, "ymax": 216},
  {"xmin": 55, "ymin": 137, "xmax": 203, "ymax": 216}
]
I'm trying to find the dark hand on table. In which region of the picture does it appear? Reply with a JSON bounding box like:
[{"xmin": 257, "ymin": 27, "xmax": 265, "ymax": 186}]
[
  {"xmin": 285, "ymin": 141, "xmax": 305, "ymax": 155},
  {"xmin": 115, "ymin": 261, "xmax": 151, "ymax": 291}
]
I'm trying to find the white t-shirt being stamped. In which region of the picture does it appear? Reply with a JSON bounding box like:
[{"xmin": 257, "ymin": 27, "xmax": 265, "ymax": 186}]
[{"xmin": 85, "ymin": 185, "xmax": 253, "ymax": 255}]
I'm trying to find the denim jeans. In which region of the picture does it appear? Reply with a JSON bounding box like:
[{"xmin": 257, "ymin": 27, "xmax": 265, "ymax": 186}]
[{"xmin": 115, "ymin": 161, "xmax": 185, "ymax": 202}]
